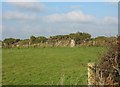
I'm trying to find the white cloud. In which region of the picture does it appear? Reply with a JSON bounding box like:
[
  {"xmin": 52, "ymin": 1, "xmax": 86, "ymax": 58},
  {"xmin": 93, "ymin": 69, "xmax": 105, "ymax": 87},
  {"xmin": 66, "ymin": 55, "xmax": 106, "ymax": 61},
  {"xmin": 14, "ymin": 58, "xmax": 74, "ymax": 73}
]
[
  {"xmin": 105, "ymin": 0, "xmax": 119, "ymax": 1},
  {"xmin": 3, "ymin": 11, "xmax": 36, "ymax": 20},
  {"xmin": 4, "ymin": 0, "xmax": 38, "ymax": 2},
  {"xmin": 6, "ymin": 2, "xmax": 45, "ymax": 12},
  {"xmin": 103, "ymin": 17, "xmax": 118, "ymax": 25},
  {"xmin": 2, "ymin": 7, "xmax": 118, "ymax": 40},
  {"xmin": 43, "ymin": 11, "xmax": 96, "ymax": 23},
  {"xmin": 3, "ymin": 0, "xmax": 120, "ymax": 2},
  {"xmin": 43, "ymin": 10, "xmax": 118, "ymax": 26}
]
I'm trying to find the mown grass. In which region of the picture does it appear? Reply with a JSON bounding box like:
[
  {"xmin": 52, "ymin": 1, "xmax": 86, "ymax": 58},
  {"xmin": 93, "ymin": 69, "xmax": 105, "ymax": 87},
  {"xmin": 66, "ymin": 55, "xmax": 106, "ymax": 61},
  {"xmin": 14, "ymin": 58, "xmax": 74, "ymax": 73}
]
[{"xmin": 2, "ymin": 47, "xmax": 107, "ymax": 85}]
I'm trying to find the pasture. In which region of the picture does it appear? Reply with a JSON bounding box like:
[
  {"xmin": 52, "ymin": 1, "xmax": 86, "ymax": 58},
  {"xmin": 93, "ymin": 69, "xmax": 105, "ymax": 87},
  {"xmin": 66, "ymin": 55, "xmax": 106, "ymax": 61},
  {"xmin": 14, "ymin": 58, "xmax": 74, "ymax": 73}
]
[{"xmin": 2, "ymin": 47, "xmax": 107, "ymax": 85}]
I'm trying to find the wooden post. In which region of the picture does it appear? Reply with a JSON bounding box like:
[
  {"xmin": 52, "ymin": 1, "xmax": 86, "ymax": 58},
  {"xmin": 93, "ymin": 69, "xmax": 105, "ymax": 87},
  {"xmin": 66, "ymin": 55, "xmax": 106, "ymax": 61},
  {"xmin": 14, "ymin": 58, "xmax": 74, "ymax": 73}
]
[{"xmin": 88, "ymin": 63, "xmax": 96, "ymax": 86}]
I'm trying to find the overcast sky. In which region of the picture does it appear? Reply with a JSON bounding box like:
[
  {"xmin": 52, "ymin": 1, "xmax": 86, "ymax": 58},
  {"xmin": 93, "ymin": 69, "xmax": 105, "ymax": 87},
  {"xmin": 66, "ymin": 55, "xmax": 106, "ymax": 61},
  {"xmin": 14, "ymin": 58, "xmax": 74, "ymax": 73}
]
[{"xmin": 1, "ymin": 1, "xmax": 118, "ymax": 40}]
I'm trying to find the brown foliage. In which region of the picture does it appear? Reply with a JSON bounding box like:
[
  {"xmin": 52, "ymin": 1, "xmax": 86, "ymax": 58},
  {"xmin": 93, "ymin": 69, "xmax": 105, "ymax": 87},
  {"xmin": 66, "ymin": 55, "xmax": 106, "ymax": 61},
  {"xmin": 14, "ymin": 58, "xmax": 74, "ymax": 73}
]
[{"xmin": 98, "ymin": 36, "xmax": 120, "ymax": 85}]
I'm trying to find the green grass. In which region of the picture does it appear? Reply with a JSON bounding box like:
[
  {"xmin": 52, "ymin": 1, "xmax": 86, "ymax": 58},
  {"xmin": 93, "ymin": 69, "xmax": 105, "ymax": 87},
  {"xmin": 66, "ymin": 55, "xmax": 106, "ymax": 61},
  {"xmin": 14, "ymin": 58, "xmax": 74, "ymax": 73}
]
[
  {"xmin": 2, "ymin": 47, "xmax": 107, "ymax": 85},
  {"xmin": 0, "ymin": 48, "xmax": 2, "ymax": 86}
]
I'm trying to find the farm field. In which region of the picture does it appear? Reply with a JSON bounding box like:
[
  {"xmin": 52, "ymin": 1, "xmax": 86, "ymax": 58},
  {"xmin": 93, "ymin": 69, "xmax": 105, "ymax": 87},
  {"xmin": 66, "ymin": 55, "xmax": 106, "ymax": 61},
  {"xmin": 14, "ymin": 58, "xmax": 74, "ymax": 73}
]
[{"xmin": 2, "ymin": 47, "xmax": 107, "ymax": 85}]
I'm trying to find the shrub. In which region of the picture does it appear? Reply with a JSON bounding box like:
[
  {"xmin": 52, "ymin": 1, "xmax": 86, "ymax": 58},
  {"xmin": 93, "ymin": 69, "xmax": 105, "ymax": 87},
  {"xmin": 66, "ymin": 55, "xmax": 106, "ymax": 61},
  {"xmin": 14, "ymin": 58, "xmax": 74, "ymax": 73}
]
[{"xmin": 98, "ymin": 36, "xmax": 120, "ymax": 85}]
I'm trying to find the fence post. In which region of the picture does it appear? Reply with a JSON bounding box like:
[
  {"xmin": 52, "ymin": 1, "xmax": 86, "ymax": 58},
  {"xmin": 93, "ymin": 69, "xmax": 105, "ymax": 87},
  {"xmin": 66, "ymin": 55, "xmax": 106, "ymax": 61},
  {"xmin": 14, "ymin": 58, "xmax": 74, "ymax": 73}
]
[{"xmin": 88, "ymin": 63, "xmax": 96, "ymax": 86}]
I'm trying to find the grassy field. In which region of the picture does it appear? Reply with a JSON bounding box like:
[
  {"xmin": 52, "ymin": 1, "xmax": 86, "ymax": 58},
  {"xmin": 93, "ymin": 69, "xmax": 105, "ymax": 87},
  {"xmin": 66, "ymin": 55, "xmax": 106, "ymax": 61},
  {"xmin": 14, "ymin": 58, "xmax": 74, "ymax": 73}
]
[{"xmin": 2, "ymin": 47, "xmax": 107, "ymax": 85}]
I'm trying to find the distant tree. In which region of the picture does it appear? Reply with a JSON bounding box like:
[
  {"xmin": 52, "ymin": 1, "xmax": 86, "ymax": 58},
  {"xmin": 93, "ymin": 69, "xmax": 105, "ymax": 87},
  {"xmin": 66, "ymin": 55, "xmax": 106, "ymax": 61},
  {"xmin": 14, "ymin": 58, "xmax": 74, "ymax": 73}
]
[
  {"xmin": 15, "ymin": 39, "xmax": 21, "ymax": 42},
  {"xmin": 3, "ymin": 38, "xmax": 20, "ymax": 48},
  {"xmin": 36, "ymin": 36, "xmax": 47, "ymax": 43},
  {"xmin": 20, "ymin": 39, "xmax": 29, "ymax": 45},
  {"xmin": 94, "ymin": 36, "xmax": 117, "ymax": 46},
  {"xmin": 30, "ymin": 36, "xmax": 36, "ymax": 44},
  {"xmin": 49, "ymin": 32, "xmax": 91, "ymax": 43},
  {"xmin": 30, "ymin": 36, "xmax": 47, "ymax": 45},
  {"xmin": 4, "ymin": 38, "xmax": 20, "ymax": 45},
  {"xmin": 69, "ymin": 32, "xmax": 91, "ymax": 44},
  {"xmin": 95, "ymin": 36, "xmax": 108, "ymax": 40}
]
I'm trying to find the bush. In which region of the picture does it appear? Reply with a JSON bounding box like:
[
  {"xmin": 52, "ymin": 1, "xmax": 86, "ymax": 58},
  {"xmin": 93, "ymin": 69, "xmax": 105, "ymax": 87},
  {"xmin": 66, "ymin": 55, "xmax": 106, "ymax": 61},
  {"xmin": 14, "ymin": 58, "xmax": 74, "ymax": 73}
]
[{"xmin": 98, "ymin": 37, "xmax": 120, "ymax": 85}]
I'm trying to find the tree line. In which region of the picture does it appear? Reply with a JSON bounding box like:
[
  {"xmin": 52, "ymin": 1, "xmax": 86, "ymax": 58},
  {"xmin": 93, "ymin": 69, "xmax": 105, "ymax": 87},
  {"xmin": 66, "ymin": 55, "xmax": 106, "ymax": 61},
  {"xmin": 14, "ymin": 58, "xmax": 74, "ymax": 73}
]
[{"xmin": 2, "ymin": 32, "xmax": 117, "ymax": 48}]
